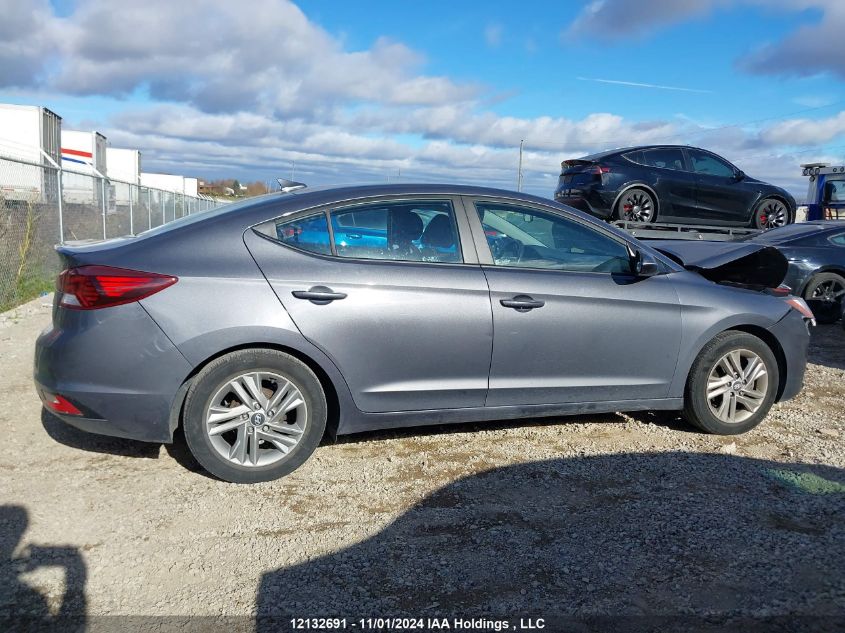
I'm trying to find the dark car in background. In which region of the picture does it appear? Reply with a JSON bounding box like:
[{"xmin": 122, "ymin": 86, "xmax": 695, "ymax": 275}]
[
  {"xmin": 555, "ymin": 145, "xmax": 796, "ymax": 229},
  {"xmin": 741, "ymin": 221, "xmax": 845, "ymax": 323},
  {"xmin": 35, "ymin": 184, "xmax": 812, "ymax": 484}
]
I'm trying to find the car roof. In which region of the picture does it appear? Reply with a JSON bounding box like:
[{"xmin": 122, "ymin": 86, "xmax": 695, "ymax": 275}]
[
  {"xmin": 136, "ymin": 183, "xmax": 573, "ymax": 239},
  {"xmin": 577, "ymin": 145, "xmax": 711, "ymax": 161}
]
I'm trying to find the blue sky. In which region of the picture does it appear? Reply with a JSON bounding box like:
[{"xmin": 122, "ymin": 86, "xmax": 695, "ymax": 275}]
[{"xmin": 1, "ymin": 0, "xmax": 844, "ymax": 196}]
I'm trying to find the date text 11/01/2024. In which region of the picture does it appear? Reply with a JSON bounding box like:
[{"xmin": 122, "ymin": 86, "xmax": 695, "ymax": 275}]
[{"xmin": 289, "ymin": 617, "xmax": 547, "ymax": 630}]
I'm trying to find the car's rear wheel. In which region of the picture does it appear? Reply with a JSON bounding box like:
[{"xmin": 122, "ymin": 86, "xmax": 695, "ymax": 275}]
[
  {"xmin": 803, "ymin": 272, "xmax": 845, "ymax": 324},
  {"xmin": 615, "ymin": 188, "xmax": 656, "ymax": 223},
  {"xmin": 683, "ymin": 331, "xmax": 778, "ymax": 435},
  {"xmin": 753, "ymin": 198, "xmax": 790, "ymax": 229},
  {"xmin": 183, "ymin": 349, "xmax": 326, "ymax": 483}
]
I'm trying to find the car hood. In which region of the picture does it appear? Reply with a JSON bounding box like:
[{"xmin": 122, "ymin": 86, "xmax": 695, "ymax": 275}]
[{"xmin": 649, "ymin": 240, "xmax": 788, "ymax": 290}]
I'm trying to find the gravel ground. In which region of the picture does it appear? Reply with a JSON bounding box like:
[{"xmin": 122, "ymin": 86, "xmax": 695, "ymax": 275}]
[{"xmin": 0, "ymin": 295, "xmax": 843, "ymax": 630}]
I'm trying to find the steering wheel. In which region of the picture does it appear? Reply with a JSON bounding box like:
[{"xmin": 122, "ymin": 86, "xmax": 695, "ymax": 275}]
[{"xmin": 491, "ymin": 236, "xmax": 524, "ymax": 262}]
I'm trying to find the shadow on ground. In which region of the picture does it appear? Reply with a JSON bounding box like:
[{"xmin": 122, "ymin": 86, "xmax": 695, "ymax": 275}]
[
  {"xmin": 0, "ymin": 505, "xmax": 86, "ymax": 632},
  {"xmin": 40, "ymin": 409, "xmax": 159, "ymax": 459},
  {"xmin": 257, "ymin": 452, "xmax": 845, "ymax": 630},
  {"xmin": 808, "ymin": 324, "xmax": 845, "ymax": 371}
]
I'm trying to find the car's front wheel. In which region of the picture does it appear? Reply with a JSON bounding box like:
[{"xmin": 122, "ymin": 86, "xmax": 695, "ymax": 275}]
[
  {"xmin": 753, "ymin": 198, "xmax": 791, "ymax": 229},
  {"xmin": 803, "ymin": 272, "xmax": 845, "ymax": 324},
  {"xmin": 183, "ymin": 349, "xmax": 326, "ymax": 483},
  {"xmin": 683, "ymin": 331, "xmax": 779, "ymax": 435}
]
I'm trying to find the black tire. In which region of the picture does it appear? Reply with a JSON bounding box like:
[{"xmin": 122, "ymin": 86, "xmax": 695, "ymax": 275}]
[
  {"xmin": 803, "ymin": 272, "xmax": 845, "ymax": 325},
  {"xmin": 615, "ymin": 188, "xmax": 657, "ymax": 223},
  {"xmin": 682, "ymin": 331, "xmax": 779, "ymax": 435},
  {"xmin": 753, "ymin": 198, "xmax": 791, "ymax": 229},
  {"xmin": 183, "ymin": 349, "xmax": 326, "ymax": 483}
]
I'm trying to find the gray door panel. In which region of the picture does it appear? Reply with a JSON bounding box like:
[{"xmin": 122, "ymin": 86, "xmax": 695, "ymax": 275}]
[
  {"xmin": 483, "ymin": 268, "xmax": 682, "ymax": 405},
  {"xmin": 244, "ymin": 222, "xmax": 493, "ymax": 414}
]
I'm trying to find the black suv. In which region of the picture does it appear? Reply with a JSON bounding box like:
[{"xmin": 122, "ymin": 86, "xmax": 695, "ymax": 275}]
[{"xmin": 554, "ymin": 145, "xmax": 796, "ymax": 228}]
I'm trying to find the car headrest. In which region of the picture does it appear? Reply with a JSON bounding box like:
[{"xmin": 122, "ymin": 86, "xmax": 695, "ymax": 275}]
[{"xmin": 421, "ymin": 214, "xmax": 454, "ymax": 248}]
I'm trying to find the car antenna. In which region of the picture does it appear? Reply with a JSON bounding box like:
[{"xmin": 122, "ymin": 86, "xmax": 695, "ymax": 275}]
[{"xmin": 277, "ymin": 178, "xmax": 307, "ymax": 193}]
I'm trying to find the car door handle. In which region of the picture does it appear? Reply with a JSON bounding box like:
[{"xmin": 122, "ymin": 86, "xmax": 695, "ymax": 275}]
[
  {"xmin": 500, "ymin": 295, "xmax": 545, "ymax": 312},
  {"xmin": 347, "ymin": 233, "xmax": 362, "ymax": 239},
  {"xmin": 292, "ymin": 286, "xmax": 347, "ymax": 304}
]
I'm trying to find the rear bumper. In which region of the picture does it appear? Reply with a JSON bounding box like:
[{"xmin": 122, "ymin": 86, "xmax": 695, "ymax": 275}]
[
  {"xmin": 768, "ymin": 310, "xmax": 810, "ymax": 403},
  {"xmin": 34, "ymin": 302, "xmax": 193, "ymax": 444},
  {"xmin": 554, "ymin": 188, "xmax": 615, "ymax": 219}
]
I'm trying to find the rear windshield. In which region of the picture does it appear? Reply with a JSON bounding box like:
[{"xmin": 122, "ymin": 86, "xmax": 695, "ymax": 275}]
[{"xmin": 137, "ymin": 194, "xmax": 278, "ymax": 237}]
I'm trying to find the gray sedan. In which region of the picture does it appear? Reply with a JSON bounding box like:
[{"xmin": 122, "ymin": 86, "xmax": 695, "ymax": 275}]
[{"xmin": 34, "ymin": 184, "xmax": 812, "ymax": 483}]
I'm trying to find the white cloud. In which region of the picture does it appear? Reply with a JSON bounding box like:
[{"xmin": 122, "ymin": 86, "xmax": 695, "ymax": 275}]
[
  {"xmin": 5, "ymin": 0, "xmax": 479, "ymax": 114},
  {"xmin": 484, "ymin": 24, "xmax": 503, "ymax": 48}
]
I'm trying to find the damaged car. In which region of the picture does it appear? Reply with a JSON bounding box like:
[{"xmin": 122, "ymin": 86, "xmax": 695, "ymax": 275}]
[{"xmin": 35, "ymin": 184, "xmax": 812, "ymax": 483}]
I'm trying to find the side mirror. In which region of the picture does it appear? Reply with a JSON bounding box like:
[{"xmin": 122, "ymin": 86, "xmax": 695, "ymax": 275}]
[
  {"xmin": 733, "ymin": 169, "xmax": 746, "ymax": 181},
  {"xmin": 628, "ymin": 246, "xmax": 660, "ymax": 277}
]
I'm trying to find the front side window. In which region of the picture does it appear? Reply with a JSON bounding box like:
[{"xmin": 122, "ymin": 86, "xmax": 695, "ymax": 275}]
[
  {"xmin": 475, "ymin": 202, "xmax": 631, "ymax": 273},
  {"xmin": 331, "ymin": 200, "xmax": 461, "ymax": 263},
  {"xmin": 688, "ymin": 149, "xmax": 735, "ymax": 178},
  {"xmin": 640, "ymin": 148, "xmax": 685, "ymax": 171}
]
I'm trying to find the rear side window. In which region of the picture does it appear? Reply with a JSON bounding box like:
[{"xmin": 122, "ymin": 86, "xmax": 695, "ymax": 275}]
[
  {"xmin": 330, "ymin": 200, "xmax": 461, "ymax": 263},
  {"xmin": 640, "ymin": 148, "xmax": 685, "ymax": 171},
  {"xmin": 823, "ymin": 179, "xmax": 845, "ymax": 203},
  {"xmin": 265, "ymin": 212, "xmax": 332, "ymax": 255}
]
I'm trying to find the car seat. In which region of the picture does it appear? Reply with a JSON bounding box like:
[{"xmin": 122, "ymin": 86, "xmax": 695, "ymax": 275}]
[{"xmin": 389, "ymin": 209, "xmax": 424, "ymax": 258}]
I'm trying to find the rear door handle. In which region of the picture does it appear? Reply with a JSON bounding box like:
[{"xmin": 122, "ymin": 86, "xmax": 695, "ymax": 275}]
[
  {"xmin": 292, "ymin": 286, "xmax": 347, "ymax": 305},
  {"xmin": 500, "ymin": 295, "xmax": 545, "ymax": 312}
]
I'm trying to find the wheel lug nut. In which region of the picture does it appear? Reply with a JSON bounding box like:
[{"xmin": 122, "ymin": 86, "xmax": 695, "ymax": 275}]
[
  {"xmin": 241, "ymin": 413, "xmax": 249, "ymax": 420},
  {"xmin": 263, "ymin": 425, "xmax": 269, "ymax": 431},
  {"xmin": 253, "ymin": 402, "xmax": 261, "ymax": 410},
  {"xmin": 268, "ymin": 409, "xmax": 275, "ymax": 417}
]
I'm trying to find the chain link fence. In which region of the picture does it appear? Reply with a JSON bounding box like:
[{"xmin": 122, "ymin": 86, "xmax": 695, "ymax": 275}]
[{"xmin": 0, "ymin": 154, "xmax": 223, "ymax": 312}]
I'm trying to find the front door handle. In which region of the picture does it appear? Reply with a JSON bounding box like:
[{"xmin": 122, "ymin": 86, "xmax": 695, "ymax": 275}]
[
  {"xmin": 292, "ymin": 286, "xmax": 347, "ymax": 305},
  {"xmin": 500, "ymin": 295, "xmax": 545, "ymax": 312}
]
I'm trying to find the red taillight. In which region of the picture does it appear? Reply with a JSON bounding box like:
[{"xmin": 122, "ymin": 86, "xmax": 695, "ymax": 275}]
[
  {"xmin": 39, "ymin": 390, "xmax": 83, "ymax": 416},
  {"xmin": 57, "ymin": 265, "xmax": 177, "ymax": 310},
  {"xmin": 590, "ymin": 165, "xmax": 611, "ymax": 175}
]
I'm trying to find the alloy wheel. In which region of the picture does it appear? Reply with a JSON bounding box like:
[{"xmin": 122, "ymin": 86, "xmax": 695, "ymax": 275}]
[
  {"xmin": 756, "ymin": 200, "xmax": 788, "ymax": 229},
  {"xmin": 706, "ymin": 349, "xmax": 769, "ymax": 425},
  {"xmin": 811, "ymin": 279, "xmax": 845, "ymax": 307},
  {"xmin": 204, "ymin": 371, "xmax": 308, "ymax": 467},
  {"xmin": 620, "ymin": 190, "xmax": 655, "ymax": 222}
]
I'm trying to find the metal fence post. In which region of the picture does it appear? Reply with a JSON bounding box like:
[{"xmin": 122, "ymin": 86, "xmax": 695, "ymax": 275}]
[
  {"xmin": 160, "ymin": 192, "xmax": 164, "ymax": 225},
  {"xmin": 147, "ymin": 188, "xmax": 152, "ymax": 230},
  {"xmin": 57, "ymin": 166, "xmax": 64, "ymax": 244},
  {"xmin": 101, "ymin": 177, "xmax": 107, "ymax": 239},
  {"xmin": 173, "ymin": 194, "xmax": 177, "ymax": 221},
  {"xmin": 129, "ymin": 183, "xmax": 134, "ymax": 235}
]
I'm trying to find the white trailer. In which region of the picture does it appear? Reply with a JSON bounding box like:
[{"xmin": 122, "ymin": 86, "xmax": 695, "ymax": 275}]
[
  {"xmin": 0, "ymin": 103, "xmax": 62, "ymax": 202},
  {"xmin": 61, "ymin": 129, "xmax": 108, "ymax": 206},
  {"xmin": 106, "ymin": 148, "xmax": 142, "ymax": 205},
  {"xmin": 184, "ymin": 176, "xmax": 199, "ymax": 197},
  {"xmin": 106, "ymin": 148, "xmax": 141, "ymax": 184},
  {"xmin": 140, "ymin": 172, "xmax": 186, "ymax": 193}
]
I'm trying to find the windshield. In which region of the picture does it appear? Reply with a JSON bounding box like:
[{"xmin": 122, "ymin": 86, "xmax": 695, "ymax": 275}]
[{"xmin": 740, "ymin": 223, "xmax": 824, "ymax": 244}]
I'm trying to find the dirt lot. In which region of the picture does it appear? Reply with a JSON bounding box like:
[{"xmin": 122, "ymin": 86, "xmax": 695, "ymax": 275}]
[{"xmin": 0, "ymin": 295, "xmax": 843, "ymax": 630}]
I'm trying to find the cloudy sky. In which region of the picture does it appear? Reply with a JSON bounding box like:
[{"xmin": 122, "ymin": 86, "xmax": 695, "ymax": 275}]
[{"xmin": 1, "ymin": 0, "xmax": 844, "ymax": 197}]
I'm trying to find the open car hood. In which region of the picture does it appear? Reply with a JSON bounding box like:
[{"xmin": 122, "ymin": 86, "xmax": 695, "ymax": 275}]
[{"xmin": 648, "ymin": 240, "xmax": 788, "ymax": 290}]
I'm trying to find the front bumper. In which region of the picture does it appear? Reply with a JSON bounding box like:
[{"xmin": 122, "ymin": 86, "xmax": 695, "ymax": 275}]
[
  {"xmin": 34, "ymin": 302, "xmax": 193, "ymax": 443},
  {"xmin": 768, "ymin": 309, "xmax": 811, "ymax": 403}
]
